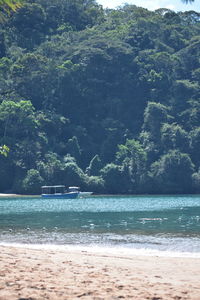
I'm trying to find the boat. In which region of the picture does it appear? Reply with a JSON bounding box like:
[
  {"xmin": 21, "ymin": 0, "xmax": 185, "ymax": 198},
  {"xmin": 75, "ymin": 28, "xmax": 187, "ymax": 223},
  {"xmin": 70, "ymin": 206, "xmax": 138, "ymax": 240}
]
[
  {"xmin": 41, "ymin": 185, "xmax": 79, "ymax": 199},
  {"xmin": 68, "ymin": 186, "xmax": 93, "ymax": 198},
  {"xmin": 79, "ymin": 191, "xmax": 93, "ymax": 197}
]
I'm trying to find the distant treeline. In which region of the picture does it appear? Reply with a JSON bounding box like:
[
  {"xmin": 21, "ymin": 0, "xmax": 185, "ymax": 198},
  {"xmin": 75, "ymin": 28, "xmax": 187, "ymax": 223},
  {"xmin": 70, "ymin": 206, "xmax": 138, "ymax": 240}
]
[{"xmin": 0, "ymin": 0, "xmax": 200, "ymax": 194}]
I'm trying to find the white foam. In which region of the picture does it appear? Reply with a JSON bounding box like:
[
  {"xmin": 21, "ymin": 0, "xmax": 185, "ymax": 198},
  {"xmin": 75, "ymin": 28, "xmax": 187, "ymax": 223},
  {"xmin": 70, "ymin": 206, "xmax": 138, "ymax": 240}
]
[{"xmin": 1, "ymin": 242, "xmax": 200, "ymax": 258}]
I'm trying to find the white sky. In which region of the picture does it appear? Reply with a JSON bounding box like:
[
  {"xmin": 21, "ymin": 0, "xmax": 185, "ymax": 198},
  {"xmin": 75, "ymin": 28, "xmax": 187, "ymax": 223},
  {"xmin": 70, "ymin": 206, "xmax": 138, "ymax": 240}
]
[{"xmin": 97, "ymin": 0, "xmax": 200, "ymax": 12}]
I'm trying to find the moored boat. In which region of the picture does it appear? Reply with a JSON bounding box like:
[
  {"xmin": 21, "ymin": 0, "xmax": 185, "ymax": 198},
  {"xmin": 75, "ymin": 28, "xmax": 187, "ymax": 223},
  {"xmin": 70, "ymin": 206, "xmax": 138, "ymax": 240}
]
[
  {"xmin": 68, "ymin": 186, "xmax": 93, "ymax": 198},
  {"xmin": 79, "ymin": 191, "xmax": 93, "ymax": 197},
  {"xmin": 41, "ymin": 185, "xmax": 79, "ymax": 199}
]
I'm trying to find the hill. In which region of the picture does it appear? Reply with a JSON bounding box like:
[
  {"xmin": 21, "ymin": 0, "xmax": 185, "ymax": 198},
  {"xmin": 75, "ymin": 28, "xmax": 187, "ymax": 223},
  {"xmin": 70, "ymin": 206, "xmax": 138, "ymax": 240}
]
[{"xmin": 0, "ymin": 1, "xmax": 200, "ymax": 194}]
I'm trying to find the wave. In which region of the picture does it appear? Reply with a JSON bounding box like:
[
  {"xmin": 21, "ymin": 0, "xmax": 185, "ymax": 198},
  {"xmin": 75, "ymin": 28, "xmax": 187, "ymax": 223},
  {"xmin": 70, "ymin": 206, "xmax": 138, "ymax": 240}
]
[{"xmin": 1, "ymin": 232, "xmax": 200, "ymax": 258}]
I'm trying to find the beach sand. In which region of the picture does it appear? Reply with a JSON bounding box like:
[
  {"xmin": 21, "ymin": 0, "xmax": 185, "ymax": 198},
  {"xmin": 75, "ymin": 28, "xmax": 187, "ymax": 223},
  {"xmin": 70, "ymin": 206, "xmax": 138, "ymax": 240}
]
[
  {"xmin": 0, "ymin": 194, "xmax": 18, "ymax": 197},
  {"xmin": 0, "ymin": 245, "xmax": 200, "ymax": 300},
  {"xmin": 0, "ymin": 194, "xmax": 33, "ymax": 197}
]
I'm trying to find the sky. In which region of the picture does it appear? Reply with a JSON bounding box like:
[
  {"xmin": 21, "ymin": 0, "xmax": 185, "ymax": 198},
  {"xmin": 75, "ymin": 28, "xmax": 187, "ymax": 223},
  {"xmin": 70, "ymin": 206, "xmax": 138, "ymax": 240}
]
[{"xmin": 96, "ymin": 0, "xmax": 200, "ymax": 12}]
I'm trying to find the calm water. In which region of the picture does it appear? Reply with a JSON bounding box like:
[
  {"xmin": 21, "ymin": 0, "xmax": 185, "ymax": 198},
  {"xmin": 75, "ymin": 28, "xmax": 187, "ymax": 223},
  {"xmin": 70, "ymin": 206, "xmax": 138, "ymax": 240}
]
[{"xmin": 0, "ymin": 195, "xmax": 200, "ymax": 256}]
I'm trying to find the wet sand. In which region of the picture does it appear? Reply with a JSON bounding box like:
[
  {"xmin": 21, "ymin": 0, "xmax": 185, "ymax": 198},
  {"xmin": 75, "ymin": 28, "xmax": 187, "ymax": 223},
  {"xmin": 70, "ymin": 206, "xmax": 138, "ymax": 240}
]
[{"xmin": 0, "ymin": 245, "xmax": 200, "ymax": 299}]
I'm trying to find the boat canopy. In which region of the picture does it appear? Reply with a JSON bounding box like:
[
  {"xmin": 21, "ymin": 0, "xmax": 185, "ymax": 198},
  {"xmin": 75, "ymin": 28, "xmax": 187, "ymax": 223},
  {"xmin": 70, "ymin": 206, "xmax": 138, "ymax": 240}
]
[
  {"xmin": 42, "ymin": 185, "xmax": 65, "ymax": 188},
  {"xmin": 41, "ymin": 185, "xmax": 65, "ymax": 194},
  {"xmin": 68, "ymin": 186, "xmax": 80, "ymax": 192}
]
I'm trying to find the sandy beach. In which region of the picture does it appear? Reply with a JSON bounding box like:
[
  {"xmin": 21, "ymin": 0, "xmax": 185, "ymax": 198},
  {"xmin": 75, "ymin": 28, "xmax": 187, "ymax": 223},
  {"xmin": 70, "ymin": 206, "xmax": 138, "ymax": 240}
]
[
  {"xmin": 0, "ymin": 194, "xmax": 33, "ymax": 197},
  {"xmin": 0, "ymin": 245, "xmax": 200, "ymax": 300},
  {"xmin": 0, "ymin": 194, "xmax": 18, "ymax": 197}
]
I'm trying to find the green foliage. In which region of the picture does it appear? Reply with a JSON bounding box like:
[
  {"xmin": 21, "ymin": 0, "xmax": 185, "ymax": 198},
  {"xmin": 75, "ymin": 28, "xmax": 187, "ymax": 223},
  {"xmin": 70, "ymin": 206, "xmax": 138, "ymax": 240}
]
[
  {"xmin": 86, "ymin": 154, "xmax": 102, "ymax": 176},
  {"xmin": 22, "ymin": 169, "xmax": 44, "ymax": 194},
  {"xmin": 150, "ymin": 150, "xmax": 195, "ymax": 193},
  {"xmin": 85, "ymin": 175, "xmax": 105, "ymax": 193},
  {"xmin": 65, "ymin": 136, "xmax": 81, "ymax": 163},
  {"xmin": 116, "ymin": 139, "xmax": 146, "ymax": 164},
  {"xmin": 0, "ymin": 158, "xmax": 13, "ymax": 191},
  {"xmin": 143, "ymin": 102, "xmax": 171, "ymax": 141},
  {"xmin": 189, "ymin": 127, "xmax": 200, "ymax": 166},
  {"xmin": 0, "ymin": 144, "xmax": 9, "ymax": 156},
  {"xmin": 37, "ymin": 152, "xmax": 65, "ymax": 185},
  {"xmin": 116, "ymin": 139, "xmax": 147, "ymax": 193},
  {"xmin": 192, "ymin": 169, "xmax": 200, "ymax": 193},
  {"xmin": 0, "ymin": 1, "xmax": 199, "ymax": 194},
  {"xmin": 10, "ymin": 3, "xmax": 46, "ymax": 48},
  {"xmin": 0, "ymin": 100, "xmax": 38, "ymax": 147},
  {"xmin": 100, "ymin": 163, "xmax": 124, "ymax": 194},
  {"xmin": 161, "ymin": 123, "xmax": 189, "ymax": 153},
  {"xmin": 0, "ymin": 0, "xmax": 24, "ymax": 20},
  {"xmin": 63, "ymin": 161, "xmax": 86, "ymax": 188}
]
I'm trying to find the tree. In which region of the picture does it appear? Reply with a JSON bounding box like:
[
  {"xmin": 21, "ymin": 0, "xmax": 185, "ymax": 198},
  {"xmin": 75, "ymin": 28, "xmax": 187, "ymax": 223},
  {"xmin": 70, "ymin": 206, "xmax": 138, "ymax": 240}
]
[
  {"xmin": 0, "ymin": 100, "xmax": 38, "ymax": 144},
  {"xmin": 0, "ymin": 0, "xmax": 24, "ymax": 19},
  {"xmin": 85, "ymin": 175, "xmax": 105, "ymax": 193},
  {"xmin": 139, "ymin": 131, "xmax": 159, "ymax": 165},
  {"xmin": 86, "ymin": 154, "xmax": 102, "ymax": 176},
  {"xmin": 65, "ymin": 136, "xmax": 81, "ymax": 163},
  {"xmin": 0, "ymin": 0, "xmax": 200, "ymax": 194},
  {"xmin": 150, "ymin": 150, "xmax": 195, "ymax": 194},
  {"xmin": 192, "ymin": 168, "xmax": 200, "ymax": 193},
  {"xmin": 11, "ymin": 53, "xmax": 51, "ymax": 109},
  {"xmin": 116, "ymin": 139, "xmax": 147, "ymax": 192},
  {"xmin": 190, "ymin": 128, "xmax": 200, "ymax": 166},
  {"xmin": 172, "ymin": 80, "xmax": 199, "ymax": 116},
  {"xmin": 0, "ymin": 144, "xmax": 9, "ymax": 156},
  {"xmin": 63, "ymin": 161, "xmax": 86, "ymax": 188},
  {"xmin": 161, "ymin": 123, "xmax": 189, "ymax": 153},
  {"xmin": 22, "ymin": 169, "xmax": 44, "ymax": 194},
  {"xmin": 100, "ymin": 163, "xmax": 125, "ymax": 194},
  {"xmin": 0, "ymin": 100, "xmax": 40, "ymax": 170},
  {"xmin": 0, "ymin": 155, "xmax": 13, "ymax": 191},
  {"xmin": 10, "ymin": 3, "xmax": 46, "ymax": 48},
  {"xmin": 37, "ymin": 152, "xmax": 65, "ymax": 185},
  {"xmin": 143, "ymin": 102, "xmax": 170, "ymax": 141}
]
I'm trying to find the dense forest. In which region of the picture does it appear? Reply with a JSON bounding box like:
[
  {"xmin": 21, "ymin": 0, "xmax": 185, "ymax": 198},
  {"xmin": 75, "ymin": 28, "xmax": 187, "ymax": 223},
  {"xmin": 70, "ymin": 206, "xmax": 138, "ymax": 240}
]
[{"xmin": 0, "ymin": 0, "xmax": 200, "ymax": 194}]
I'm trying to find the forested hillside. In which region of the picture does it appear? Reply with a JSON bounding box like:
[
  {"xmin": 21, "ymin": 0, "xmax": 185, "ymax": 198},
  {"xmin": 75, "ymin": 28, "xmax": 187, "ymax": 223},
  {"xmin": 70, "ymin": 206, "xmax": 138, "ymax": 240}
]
[{"xmin": 0, "ymin": 0, "xmax": 200, "ymax": 194}]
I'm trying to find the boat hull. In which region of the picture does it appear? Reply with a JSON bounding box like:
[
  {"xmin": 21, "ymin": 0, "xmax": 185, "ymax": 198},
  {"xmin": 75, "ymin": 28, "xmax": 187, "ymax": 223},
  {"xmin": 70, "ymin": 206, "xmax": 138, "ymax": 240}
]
[
  {"xmin": 78, "ymin": 192, "xmax": 93, "ymax": 198},
  {"xmin": 41, "ymin": 192, "xmax": 78, "ymax": 199}
]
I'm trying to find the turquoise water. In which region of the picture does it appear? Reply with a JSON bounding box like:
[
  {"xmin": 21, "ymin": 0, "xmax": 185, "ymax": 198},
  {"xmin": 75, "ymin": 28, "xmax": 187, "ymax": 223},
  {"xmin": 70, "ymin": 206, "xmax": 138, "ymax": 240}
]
[{"xmin": 0, "ymin": 195, "xmax": 200, "ymax": 255}]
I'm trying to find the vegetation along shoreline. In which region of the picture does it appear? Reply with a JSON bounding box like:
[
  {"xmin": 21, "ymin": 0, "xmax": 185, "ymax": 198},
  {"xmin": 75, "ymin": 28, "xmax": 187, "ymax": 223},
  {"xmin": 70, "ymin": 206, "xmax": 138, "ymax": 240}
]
[{"xmin": 0, "ymin": 1, "xmax": 200, "ymax": 195}]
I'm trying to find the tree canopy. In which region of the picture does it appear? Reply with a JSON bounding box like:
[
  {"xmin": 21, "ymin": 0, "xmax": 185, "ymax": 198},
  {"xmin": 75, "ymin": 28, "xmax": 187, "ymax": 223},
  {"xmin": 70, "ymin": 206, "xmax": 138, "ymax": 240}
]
[{"xmin": 0, "ymin": 1, "xmax": 200, "ymax": 194}]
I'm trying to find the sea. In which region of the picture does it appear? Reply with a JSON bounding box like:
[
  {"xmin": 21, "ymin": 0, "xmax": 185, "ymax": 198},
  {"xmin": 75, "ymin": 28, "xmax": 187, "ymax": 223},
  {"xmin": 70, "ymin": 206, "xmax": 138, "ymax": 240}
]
[{"xmin": 0, "ymin": 195, "xmax": 200, "ymax": 257}]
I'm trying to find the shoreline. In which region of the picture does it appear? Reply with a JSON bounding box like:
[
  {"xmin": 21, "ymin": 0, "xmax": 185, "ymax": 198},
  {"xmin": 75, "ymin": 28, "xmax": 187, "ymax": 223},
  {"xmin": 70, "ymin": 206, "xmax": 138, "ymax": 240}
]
[
  {"xmin": 0, "ymin": 193, "xmax": 19, "ymax": 197},
  {"xmin": 1, "ymin": 242, "xmax": 200, "ymax": 259},
  {"xmin": 1, "ymin": 193, "xmax": 200, "ymax": 197},
  {"xmin": 0, "ymin": 193, "xmax": 31, "ymax": 197},
  {"xmin": 0, "ymin": 245, "xmax": 200, "ymax": 299}
]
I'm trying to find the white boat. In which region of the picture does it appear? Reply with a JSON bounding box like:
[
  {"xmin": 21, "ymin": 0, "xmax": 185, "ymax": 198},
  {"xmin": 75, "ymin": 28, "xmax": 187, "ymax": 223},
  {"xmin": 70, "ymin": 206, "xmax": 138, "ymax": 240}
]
[
  {"xmin": 68, "ymin": 186, "xmax": 93, "ymax": 198},
  {"xmin": 41, "ymin": 185, "xmax": 79, "ymax": 199},
  {"xmin": 79, "ymin": 191, "xmax": 93, "ymax": 197}
]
